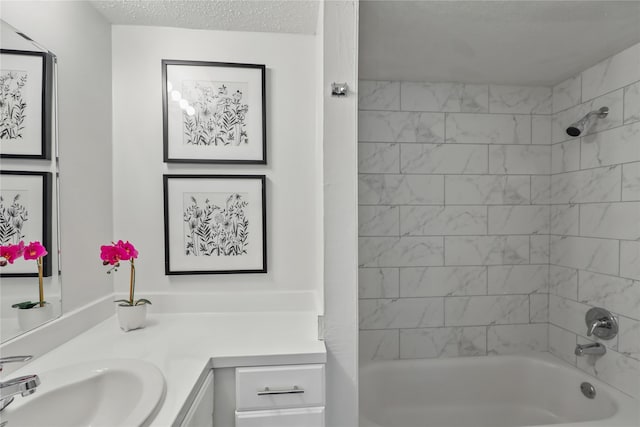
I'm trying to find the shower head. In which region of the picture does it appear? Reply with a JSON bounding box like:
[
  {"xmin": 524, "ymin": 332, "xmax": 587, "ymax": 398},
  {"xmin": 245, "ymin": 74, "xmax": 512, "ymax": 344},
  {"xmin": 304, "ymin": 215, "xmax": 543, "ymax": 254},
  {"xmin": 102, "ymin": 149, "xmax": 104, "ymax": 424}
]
[{"xmin": 566, "ymin": 107, "xmax": 609, "ymax": 137}]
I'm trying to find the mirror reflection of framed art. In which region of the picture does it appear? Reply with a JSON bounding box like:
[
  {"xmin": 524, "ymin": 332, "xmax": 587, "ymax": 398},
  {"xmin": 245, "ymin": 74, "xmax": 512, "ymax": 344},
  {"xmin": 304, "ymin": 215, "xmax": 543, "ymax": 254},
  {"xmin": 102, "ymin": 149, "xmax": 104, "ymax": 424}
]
[
  {"xmin": 0, "ymin": 49, "xmax": 54, "ymax": 160},
  {"xmin": 0, "ymin": 170, "xmax": 52, "ymax": 277}
]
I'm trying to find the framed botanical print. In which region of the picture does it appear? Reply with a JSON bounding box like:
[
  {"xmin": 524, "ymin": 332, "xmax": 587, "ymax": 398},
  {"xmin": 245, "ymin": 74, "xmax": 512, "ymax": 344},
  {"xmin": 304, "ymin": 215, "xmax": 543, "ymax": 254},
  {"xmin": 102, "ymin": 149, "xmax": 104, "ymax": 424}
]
[
  {"xmin": 162, "ymin": 60, "xmax": 266, "ymax": 164},
  {"xmin": 163, "ymin": 174, "xmax": 266, "ymax": 275},
  {"xmin": 0, "ymin": 171, "xmax": 52, "ymax": 277},
  {"xmin": 0, "ymin": 49, "xmax": 53, "ymax": 160}
]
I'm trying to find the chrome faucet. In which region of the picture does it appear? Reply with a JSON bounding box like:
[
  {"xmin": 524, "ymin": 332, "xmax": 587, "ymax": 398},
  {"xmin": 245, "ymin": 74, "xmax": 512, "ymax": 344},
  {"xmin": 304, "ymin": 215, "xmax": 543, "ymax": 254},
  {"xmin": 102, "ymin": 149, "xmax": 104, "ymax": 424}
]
[
  {"xmin": 585, "ymin": 307, "xmax": 618, "ymax": 340},
  {"xmin": 575, "ymin": 342, "xmax": 606, "ymax": 356},
  {"xmin": 0, "ymin": 356, "xmax": 40, "ymax": 412}
]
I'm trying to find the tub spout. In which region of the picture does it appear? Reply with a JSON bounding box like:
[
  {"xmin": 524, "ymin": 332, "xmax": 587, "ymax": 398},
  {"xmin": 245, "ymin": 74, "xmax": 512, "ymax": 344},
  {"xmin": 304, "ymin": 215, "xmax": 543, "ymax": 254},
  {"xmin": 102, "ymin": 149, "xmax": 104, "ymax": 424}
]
[{"xmin": 575, "ymin": 342, "xmax": 606, "ymax": 356}]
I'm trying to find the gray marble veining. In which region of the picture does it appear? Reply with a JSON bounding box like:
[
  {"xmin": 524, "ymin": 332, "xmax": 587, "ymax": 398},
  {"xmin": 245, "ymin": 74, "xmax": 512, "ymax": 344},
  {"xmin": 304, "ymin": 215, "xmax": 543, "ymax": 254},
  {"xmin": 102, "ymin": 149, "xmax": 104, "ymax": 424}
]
[
  {"xmin": 359, "ymin": 236, "xmax": 444, "ymax": 267},
  {"xmin": 581, "ymin": 43, "xmax": 640, "ymax": 101},
  {"xmin": 359, "ymin": 174, "xmax": 444, "ymax": 205},
  {"xmin": 579, "ymin": 271, "xmax": 640, "ymax": 320},
  {"xmin": 400, "ymin": 327, "xmax": 487, "ymax": 359},
  {"xmin": 445, "ymin": 236, "xmax": 530, "ymax": 266},
  {"xmin": 359, "ymin": 110, "xmax": 445, "ymax": 143},
  {"xmin": 532, "ymin": 115, "xmax": 552, "ymax": 145},
  {"xmin": 358, "ymin": 143, "xmax": 400, "ymax": 174},
  {"xmin": 550, "ymin": 166, "xmax": 621, "ymax": 204},
  {"xmin": 445, "ymin": 175, "xmax": 530, "ymax": 205},
  {"xmin": 400, "ymin": 82, "xmax": 489, "ymax": 113},
  {"xmin": 489, "ymin": 85, "xmax": 552, "ymax": 114},
  {"xmin": 359, "ymin": 267, "xmax": 399, "ymax": 299},
  {"xmin": 400, "ymin": 266, "xmax": 487, "ymax": 297},
  {"xmin": 358, "ymin": 329, "xmax": 400, "ymax": 364},
  {"xmin": 620, "ymin": 241, "xmax": 640, "ymax": 281},
  {"xmin": 446, "ymin": 113, "xmax": 531, "ymax": 144},
  {"xmin": 489, "ymin": 145, "xmax": 551, "ymax": 175},
  {"xmin": 618, "ymin": 316, "xmax": 640, "ymax": 359},
  {"xmin": 550, "ymin": 204, "xmax": 579, "ymax": 236},
  {"xmin": 487, "ymin": 324, "xmax": 548, "ymax": 355},
  {"xmin": 359, "ymin": 205, "xmax": 399, "ymax": 237},
  {"xmin": 488, "ymin": 205, "xmax": 550, "ymax": 235},
  {"xmin": 400, "ymin": 143, "xmax": 488, "ymax": 174},
  {"xmin": 552, "ymin": 74, "xmax": 582, "ymax": 113},
  {"xmin": 445, "ymin": 295, "xmax": 530, "ymax": 326},
  {"xmin": 400, "ymin": 205, "xmax": 487, "ymax": 236},
  {"xmin": 530, "ymin": 294, "xmax": 549, "ymax": 323},
  {"xmin": 488, "ymin": 265, "xmax": 549, "ymax": 295},
  {"xmin": 579, "ymin": 202, "xmax": 640, "ymax": 240},
  {"xmin": 622, "ymin": 162, "xmax": 640, "ymax": 201},
  {"xmin": 359, "ymin": 80, "xmax": 400, "ymax": 111},
  {"xmin": 550, "ymin": 236, "xmax": 619, "ymax": 275},
  {"xmin": 581, "ymin": 121, "xmax": 640, "ymax": 169},
  {"xmin": 624, "ymin": 81, "xmax": 640, "ymax": 124},
  {"xmin": 549, "ymin": 265, "xmax": 578, "ymax": 300},
  {"xmin": 531, "ymin": 176, "xmax": 551, "ymax": 205},
  {"xmin": 359, "ymin": 330, "xmax": 400, "ymax": 362},
  {"xmin": 551, "ymin": 140, "xmax": 580, "ymax": 174},
  {"xmin": 549, "ymin": 324, "xmax": 578, "ymax": 366},
  {"xmin": 359, "ymin": 297, "xmax": 444, "ymax": 329},
  {"xmin": 530, "ymin": 235, "xmax": 550, "ymax": 264}
]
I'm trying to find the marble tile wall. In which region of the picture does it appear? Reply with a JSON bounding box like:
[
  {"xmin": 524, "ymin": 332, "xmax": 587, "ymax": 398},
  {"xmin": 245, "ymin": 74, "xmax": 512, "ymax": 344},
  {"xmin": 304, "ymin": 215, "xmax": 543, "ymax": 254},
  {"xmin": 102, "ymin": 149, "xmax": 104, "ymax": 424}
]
[
  {"xmin": 358, "ymin": 43, "xmax": 640, "ymax": 400},
  {"xmin": 549, "ymin": 42, "xmax": 640, "ymax": 398},
  {"xmin": 358, "ymin": 80, "xmax": 552, "ymax": 363}
]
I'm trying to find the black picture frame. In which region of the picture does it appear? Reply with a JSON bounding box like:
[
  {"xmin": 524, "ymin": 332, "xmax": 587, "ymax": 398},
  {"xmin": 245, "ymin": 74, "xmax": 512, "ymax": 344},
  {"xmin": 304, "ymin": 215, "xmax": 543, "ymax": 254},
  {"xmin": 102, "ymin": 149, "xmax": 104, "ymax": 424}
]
[
  {"xmin": 163, "ymin": 174, "xmax": 267, "ymax": 275},
  {"xmin": 0, "ymin": 49, "xmax": 53, "ymax": 160},
  {"xmin": 162, "ymin": 60, "xmax": 266, "ymax": 164},
  {"xmin": 0, "ymin": 170, "xmax": 52, "ymax": 277}
]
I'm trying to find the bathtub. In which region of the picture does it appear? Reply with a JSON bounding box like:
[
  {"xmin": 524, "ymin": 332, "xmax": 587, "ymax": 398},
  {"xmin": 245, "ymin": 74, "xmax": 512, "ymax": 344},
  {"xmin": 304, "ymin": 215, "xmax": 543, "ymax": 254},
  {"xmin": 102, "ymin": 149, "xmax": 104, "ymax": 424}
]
[{"xmin": 359, "ymin": 352, "xmax": 639, "ymax": 427}]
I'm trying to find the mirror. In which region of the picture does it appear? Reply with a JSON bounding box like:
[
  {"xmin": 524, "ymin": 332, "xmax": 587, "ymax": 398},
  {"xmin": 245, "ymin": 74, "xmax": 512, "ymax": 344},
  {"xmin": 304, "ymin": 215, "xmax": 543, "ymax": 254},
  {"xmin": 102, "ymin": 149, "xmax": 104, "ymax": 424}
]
[{"xmin": 0, "ymin": 19, "xmax": 61, "ymax": 342}]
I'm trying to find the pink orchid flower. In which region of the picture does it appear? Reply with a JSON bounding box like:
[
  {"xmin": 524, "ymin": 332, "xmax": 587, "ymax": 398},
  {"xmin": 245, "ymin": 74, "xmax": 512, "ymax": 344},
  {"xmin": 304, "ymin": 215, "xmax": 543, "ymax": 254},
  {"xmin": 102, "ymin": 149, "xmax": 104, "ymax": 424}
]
[
  {"xmin": 0, "ymin": 241, "xmax": 25, "ymax": 265},
  {"xmin": 23, "ymin": 241, "xmax": 47, "ymax": 260},
  {"xmin": 116, "ymin": 240, "xmax": 138, "ymax": 261},
  {"xmin": 100, "ymin": 244, "xmax": 123, "ymax": 265}
]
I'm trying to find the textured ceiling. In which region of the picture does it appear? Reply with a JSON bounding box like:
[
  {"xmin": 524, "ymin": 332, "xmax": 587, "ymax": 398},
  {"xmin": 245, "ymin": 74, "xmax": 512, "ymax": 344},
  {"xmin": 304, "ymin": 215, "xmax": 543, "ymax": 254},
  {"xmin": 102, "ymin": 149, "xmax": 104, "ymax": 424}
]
[
  {"xmin": 90, "ymin": 0, "xmax": 319, "ymax": 34},
  {"xmin": 360, "ymin": 1, "xmax": 640, "ymax": 86}
]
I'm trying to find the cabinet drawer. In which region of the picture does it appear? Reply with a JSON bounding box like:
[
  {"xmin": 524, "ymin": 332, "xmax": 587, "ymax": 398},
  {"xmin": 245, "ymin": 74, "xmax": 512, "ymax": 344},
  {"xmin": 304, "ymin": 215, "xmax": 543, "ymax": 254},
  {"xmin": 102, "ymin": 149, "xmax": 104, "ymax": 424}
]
[
  {"xmin": 235, "ymin": 407, "xmax": 324, "ymax": 427},
  {"xmin": 236, "ymin": 364, "xmax": 325, "ymax": 411}
]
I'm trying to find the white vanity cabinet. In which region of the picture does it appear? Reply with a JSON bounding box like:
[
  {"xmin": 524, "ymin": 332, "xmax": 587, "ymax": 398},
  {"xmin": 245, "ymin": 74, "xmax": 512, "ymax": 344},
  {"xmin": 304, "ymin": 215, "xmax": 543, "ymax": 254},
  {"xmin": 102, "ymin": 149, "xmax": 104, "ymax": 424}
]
[
  {"xmin": 180, "ymin": 370, "xmax": 214, "ymax": 427},
  {"xmin": 235, "ymin": 364, "xmax": 325, "ymax": 427}
]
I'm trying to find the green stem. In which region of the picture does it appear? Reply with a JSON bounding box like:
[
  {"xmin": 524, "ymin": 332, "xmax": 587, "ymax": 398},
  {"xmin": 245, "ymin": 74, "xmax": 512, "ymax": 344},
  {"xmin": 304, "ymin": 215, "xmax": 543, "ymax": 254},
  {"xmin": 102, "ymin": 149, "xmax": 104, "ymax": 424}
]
[
  {"xmin": 129, "ymin": 259, "xmax": 135, "ymax": 305},
  {"xmin": 38, "ymin": 257, "xmax": 44, "ymax": 307}
]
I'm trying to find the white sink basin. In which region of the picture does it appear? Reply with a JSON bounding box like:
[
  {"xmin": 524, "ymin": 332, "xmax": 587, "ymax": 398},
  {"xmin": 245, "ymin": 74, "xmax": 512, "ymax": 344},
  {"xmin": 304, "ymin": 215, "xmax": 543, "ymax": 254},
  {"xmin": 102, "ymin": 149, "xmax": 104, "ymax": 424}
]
[{"xmin": 0, "ymin": 359, "xmax": 166, "ymax": 427}]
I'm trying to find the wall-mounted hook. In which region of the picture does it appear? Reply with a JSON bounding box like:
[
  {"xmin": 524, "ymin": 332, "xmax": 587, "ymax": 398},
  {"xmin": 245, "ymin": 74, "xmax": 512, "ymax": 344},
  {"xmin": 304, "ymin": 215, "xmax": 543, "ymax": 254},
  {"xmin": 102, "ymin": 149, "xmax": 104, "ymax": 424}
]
[{"xmin": 331, "ymin": 82, "xmax": 349, "ymax": 97}]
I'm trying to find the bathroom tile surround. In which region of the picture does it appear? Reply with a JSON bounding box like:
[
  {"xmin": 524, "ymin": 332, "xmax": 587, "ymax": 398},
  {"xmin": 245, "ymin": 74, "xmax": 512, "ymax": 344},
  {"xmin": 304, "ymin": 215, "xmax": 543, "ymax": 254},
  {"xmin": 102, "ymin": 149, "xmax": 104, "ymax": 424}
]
[
  {"xmin": 547, "ymin": 42, "xmax": 640, "ymax": 398},
  {"xmin": 359, "ymin": 42, "xmax": 640, "ymax": 398},
  {"xmin": 358, "ymin": 80, "xmax": 553, "ymax": 361}
]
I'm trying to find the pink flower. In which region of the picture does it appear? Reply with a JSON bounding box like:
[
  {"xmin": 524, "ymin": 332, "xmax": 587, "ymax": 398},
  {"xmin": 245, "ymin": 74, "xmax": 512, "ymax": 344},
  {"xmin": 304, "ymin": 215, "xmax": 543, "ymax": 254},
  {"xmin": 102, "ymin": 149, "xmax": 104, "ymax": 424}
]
[
  {"xmin": 0, "ymin": 241, "xmax": 25, "ymax": 265},
  {"xmin": 100, "ymin": 240, "xmax": 137, "ymax": 266},
  {"xmin": 23, "ymin": 241, "xmax": 47, "ymax": 260},
  {"xmin": 116, "ymin": 240, "xmax": 138, "ymax": 261},
  {"xmin": 100, "ymin": 244, "xmax": 123, "ymax": 265}
]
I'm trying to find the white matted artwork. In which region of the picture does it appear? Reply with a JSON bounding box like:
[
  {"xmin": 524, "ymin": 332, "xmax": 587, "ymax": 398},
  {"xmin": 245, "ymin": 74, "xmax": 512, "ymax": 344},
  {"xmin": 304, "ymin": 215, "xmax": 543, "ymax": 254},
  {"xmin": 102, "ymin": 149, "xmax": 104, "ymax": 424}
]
[
  {"xmin": 163, "ymin": 175, "xmax": 266, "ymax": 274},
  {"xmin": 0, "ymin": 171, "xmax": 52, "ymax": 276},
  {"xmin": 0, "ymin": 50, "xmax": 53, "ymax": 159},
  {"xmin": 162, "ymin": 60, "xmax": 266, "ymax": 164}
]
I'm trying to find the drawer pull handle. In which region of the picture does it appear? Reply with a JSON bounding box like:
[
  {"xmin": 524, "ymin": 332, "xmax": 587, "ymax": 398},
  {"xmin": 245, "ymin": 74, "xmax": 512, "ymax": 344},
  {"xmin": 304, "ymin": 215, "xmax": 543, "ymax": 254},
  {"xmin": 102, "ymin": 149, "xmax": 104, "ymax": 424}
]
[{"xmin": 257, "ymin": 386, "xmax": 305, "ymax": 396}]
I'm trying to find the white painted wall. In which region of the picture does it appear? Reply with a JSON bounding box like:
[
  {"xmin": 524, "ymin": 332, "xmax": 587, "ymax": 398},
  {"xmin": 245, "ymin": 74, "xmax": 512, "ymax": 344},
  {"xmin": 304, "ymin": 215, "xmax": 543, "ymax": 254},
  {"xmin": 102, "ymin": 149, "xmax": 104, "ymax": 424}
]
[
  {"xmin": 0, "ymin": 1, "xmax": 113, "ymax": 313},
  {"xmin": 111, "ymin": 26, "xmax": 320, "ymax": 302},
  {"xmin": 322, "ymin": 1, "xmax": 360, "ymax": 426}
]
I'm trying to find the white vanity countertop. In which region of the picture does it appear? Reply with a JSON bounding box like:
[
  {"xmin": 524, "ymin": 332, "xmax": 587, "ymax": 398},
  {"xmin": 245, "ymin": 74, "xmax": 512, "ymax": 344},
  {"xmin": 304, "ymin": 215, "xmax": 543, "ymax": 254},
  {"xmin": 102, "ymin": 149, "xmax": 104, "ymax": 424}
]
[{"xmin": 7, "ymin": 311, "xmax": 326, "ymax": 426}]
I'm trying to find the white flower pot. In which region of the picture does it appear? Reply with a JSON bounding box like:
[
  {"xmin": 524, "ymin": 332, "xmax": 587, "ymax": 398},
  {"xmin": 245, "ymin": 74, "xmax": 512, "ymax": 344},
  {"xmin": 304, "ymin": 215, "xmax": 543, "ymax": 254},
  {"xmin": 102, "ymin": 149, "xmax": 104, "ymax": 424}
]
[
  {"xmin": 16, "ymin": 303, "xmax": 54, "ymax": 332},
  {"xmin": 117, "ymin": 304, "xmax": 148, "ymax": 332}
]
